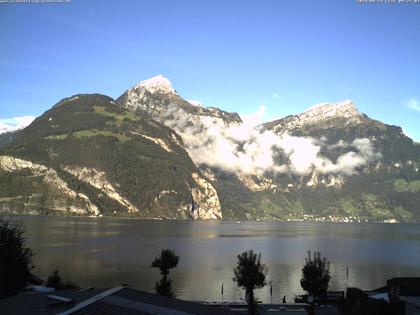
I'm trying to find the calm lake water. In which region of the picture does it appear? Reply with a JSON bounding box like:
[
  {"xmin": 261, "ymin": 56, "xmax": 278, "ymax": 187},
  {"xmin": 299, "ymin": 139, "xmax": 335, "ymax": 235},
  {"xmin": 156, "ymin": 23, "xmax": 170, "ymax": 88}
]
[{"xmin": 16, "ymin": 216, "xmax": 420, "ymax": 303}]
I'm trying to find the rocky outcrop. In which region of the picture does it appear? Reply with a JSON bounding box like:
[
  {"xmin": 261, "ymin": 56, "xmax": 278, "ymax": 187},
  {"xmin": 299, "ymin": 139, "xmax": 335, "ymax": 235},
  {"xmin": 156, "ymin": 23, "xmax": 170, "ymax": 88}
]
[
  {"xmin": 264, "ymin": 101, "xmax": 364, "ymax": 133},
  {"xmin": 0, "ymin": 156, "xmax": 99, "ymax": 215},
  {"xmin": 63, "ymin": 166, "xmax": 139, "ymax": 213},
  {"xmin": 190, "ymin": 172, "xmax": 222, "ymax": 219},
  {"xmin": 117, "ymin": 75, "xmax": 242, "ymax": 133},
  {"xmin": 117, "ymin": 76, "xmax": 245, "ymax": 191},
  {"xmin": 237, "ymin": 174, "xmax": 278, "ymax": 192}
]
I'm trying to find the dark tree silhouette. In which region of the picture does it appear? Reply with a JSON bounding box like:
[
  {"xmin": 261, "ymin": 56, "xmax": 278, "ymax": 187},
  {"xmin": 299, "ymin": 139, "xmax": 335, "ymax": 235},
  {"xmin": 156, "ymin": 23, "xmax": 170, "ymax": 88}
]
[
  {"xmin": 300, "ymin": 250, "xmax": 331, "ymax": 297},
  {"xmin": 233, "ymin": 250, "xmax": 267, "ymax": 315},
  {"xmin": 46, "ymin": 269, "xmax": 78, "ymax": 290},
  {"xmin": 155, "ymin": 277, "xmax": 174, "ymax": 297},
  {"xmin": 0, "ymin": 217, "xmax": 35, "ymax": 298},
  {"xmin": 46, "ymin": 270, "xmax": 62, "ymax": 289},
  {"xmin": 151, "ymin": 249, "xmax": 179, "ymax": 297}
]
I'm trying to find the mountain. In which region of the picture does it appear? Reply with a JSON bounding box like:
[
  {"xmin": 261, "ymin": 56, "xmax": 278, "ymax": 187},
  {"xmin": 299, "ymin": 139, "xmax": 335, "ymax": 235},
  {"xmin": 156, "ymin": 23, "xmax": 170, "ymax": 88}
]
[
  {"xmin": 0, "ymin": 131, "xmax": 18, "ymax": 149},
  {"xmin": 1, "ymin": 76, "xmax": 420, "ymax": 222},
  {"xmin": 0, "ymin": 94, "xmax": 221, "ymax": 219},
  {"xmin": 262, "ymin": 101, "xmax": 420, "ymax": 168},
  {"xmin": 117, "ymin": 80, "xmax": 420, "ymax": 222},
  {"xmin": 0, "ymin": 116, "xmax": 35, "ymax": 143},
  {"xmin": 210, "ymin": 101, "xmax": 420, "ymax": 222},
  {"xmin": 117, "ymin": 75, "xmax": 242, "ymax": 128},
  {"xmin": 235, "ymin": 101, "xmax": 420, "ymax": 222}
]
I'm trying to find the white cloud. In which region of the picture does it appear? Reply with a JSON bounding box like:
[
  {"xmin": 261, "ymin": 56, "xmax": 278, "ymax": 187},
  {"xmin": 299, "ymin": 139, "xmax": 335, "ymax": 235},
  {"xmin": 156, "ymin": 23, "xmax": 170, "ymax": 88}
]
[
  {"xmin": 0, "ymin": 116, "xmax": 36, "ymax": 134},
  {"xmin": 273, "ymin": 93, "xmax": 280, "ymax": 99},
  {"xmin": 405, "ymin": 97, "xmax": 420, "ymax": 112},
  {"xmin": 159, "ymin": 105, "xmax": 381, "ymax": 177},
  {"xmin": 241, "ymin": 105, "xmax": 267, "ymax": 127},
  {"xmin": 187, "ymin": 100, "xmax": 202, "ymax": 107},
  {"xmin": 279, "ymin": 135, "xmax": 321, "ymax": 175},
  {"xmin": 314, "ymin": 138, "xmax": 381, "ymax": 175}
]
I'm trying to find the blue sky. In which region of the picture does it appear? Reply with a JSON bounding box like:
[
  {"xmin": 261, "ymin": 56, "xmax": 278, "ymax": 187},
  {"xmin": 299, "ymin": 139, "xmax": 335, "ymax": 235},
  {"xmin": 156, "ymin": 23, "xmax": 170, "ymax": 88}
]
[{"xmin": 1, "ymin": 0, "xmax": 420, "ymax": 139}]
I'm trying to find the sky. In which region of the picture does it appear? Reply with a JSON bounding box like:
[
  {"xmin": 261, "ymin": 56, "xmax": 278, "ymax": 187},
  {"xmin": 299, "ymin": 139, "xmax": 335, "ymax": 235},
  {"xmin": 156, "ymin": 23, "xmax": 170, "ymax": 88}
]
[{"xmin": 1, "ymin": 0, "xmax": 420, "ymax": 140}]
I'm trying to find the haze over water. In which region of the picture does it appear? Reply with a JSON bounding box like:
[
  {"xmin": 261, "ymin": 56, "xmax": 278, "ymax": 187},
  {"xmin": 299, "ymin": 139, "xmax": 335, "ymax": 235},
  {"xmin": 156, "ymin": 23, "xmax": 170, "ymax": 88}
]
[{"xmin": 19, "ymin": 216, "xmax": 420, "ymax": 303}]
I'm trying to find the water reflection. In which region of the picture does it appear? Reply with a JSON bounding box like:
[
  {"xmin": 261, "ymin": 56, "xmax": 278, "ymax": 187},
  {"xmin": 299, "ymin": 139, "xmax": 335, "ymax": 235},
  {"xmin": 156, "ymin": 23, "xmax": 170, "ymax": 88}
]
[{"xmin": 18, "ymin": 216, "xmax": 420, "ymax": 303}]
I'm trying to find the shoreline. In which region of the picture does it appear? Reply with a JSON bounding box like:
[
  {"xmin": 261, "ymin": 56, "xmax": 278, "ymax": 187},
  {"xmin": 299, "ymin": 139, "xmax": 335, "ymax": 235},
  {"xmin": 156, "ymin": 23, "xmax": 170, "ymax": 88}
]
[{"xmin": 2, "ymin": 211, "xmax": 418, "ymax": 224}]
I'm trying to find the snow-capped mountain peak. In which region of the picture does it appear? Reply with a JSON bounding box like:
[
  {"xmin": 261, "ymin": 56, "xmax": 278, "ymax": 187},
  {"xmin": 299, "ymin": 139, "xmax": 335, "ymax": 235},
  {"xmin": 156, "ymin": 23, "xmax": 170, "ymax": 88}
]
[
  {"xmin": 302, "ymin": 100, "xmax": 360, "ymax": 120},
  {"xmin": 117, "ymin": 75, "xmax": 242, "ymax": 127},
  {"xmin": 133, "ymin": 75, "xmax": 176, "ymax": 94},
  {"xmin": 264, "ymin": 100, "xmax": 363, "ymax": 133}
]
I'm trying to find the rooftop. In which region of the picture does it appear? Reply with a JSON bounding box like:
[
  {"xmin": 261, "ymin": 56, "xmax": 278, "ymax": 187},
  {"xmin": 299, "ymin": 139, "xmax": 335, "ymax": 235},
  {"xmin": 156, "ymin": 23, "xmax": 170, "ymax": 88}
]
[{"xmin": 0, "ymin": 286, "xmax": 238, "ymax": 315}]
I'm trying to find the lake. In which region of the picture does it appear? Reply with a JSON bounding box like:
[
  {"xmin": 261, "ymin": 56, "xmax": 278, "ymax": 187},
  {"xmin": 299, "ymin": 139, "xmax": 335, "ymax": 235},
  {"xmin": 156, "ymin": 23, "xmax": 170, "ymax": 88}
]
[{"xmin": 16, "ymin": 216, "xmax": 420, "ymax": 303}]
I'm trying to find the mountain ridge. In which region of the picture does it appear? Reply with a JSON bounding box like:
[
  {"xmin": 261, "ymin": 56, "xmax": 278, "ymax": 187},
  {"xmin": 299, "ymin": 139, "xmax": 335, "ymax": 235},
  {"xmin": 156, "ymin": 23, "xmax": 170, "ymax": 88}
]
[
  {"xmin": 0, "ymin": 93, "xmax": 222, "ymax": 219},
  {"xmin": 1, "ymin": 75, "xmax": 420, "ymax": 222}
]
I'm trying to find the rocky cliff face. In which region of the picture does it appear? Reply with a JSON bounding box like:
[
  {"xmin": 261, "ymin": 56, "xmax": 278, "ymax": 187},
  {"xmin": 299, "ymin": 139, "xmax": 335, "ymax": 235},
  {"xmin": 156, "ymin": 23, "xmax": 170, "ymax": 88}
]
[
  {"xmin": 190, "ymin": 172, "xmax": 221, "ymax": 219},
  {"xmin": 0, "ymin": 156, "xmax": 99, "ymax": 215},
  {"xmin": 63, "ymin": 166, "xmax": 139, "ymax": 213}
]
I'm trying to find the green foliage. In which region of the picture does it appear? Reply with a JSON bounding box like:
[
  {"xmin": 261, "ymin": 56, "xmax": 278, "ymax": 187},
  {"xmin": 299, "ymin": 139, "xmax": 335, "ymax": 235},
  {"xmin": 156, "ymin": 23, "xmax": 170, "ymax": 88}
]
[
  {"xmin": 394, "ymin": 179, "xmax": 409, "ymax": 192},
  {"xmin": 93, "ymin": 105, "xmax": 139, "ymax": 127},
  {"xmin": 338, "ymin": 198, "xmax": 360, "ymax": 217},
  {"xmin": 300, "ymin": 251, "xmax": 331, "ymax": 297},
  {"xmin": 233, "ymin": 250, "xmax": 267, "ymax": 315},
  {"xmin": 72, "ymin": 129, "xmax": 130, "ymax": 142},
  {"xmin": 408, "ymin": 180, "xmax": 420, "ymax": 192},
  {"xmin": 291, "ymin": 200, "xmax": 305, "ymax": 215},
  {"xmin": 46, "ymin": 129, "xmax": 132, "ymax": 142},
  {"xmin": 397, "ymin": 179, "xmax": 420, "ymax": 193},
  {"xmin": 0, "ymin": 217, "xmax": 35, "ymax": 298},
  {"xmin": 45, "ymin": 134, "xmax": 68, "ymax": 140},
  {"xmin": 393, "ymin": 206, "xmax": 413, "ymax": 222}
]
